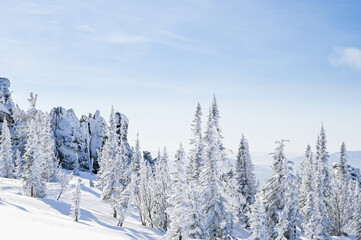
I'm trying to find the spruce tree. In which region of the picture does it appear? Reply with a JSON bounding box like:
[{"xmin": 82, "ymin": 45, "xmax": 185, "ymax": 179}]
[
  {"xmin": 200, "ymin": 107, "xmax": 231, "ymax": 239},
  {"xmin": 15, "ymin": 149, "xmax": 23, "ymax": 178},
  {"xmin": 40, "ymin": 113, "xmax": 57, "ymax": 182},
  {"xmin": 139, "ymin": 158, "xmax": 156, "ymax": 227},
  {"xmin": 187, "ymin": 103, "xmax": 203, "ymax": 182},
  {"xmin": 235, "ymin": 134, "xmax": 256, "ymax": 228},
  {"xmin": 153, "ymin": 147, "xmax": 170, "ymax": 231},
  {"xmin": 262, "ymin": 140, "xmax": 297, "ymax": 239},
  {"xmin": 0, "ymin": 118, "xmax": 14, "ymax": 178},
  {"xmin": 165, "ymin": 143, "xmax": 188, "ymax": 240},
  {"xmin": 22, "ymin": 114, "xmax": 46, "ymax": 198},
  {"xmin": 248, "ymin": 192, "xmax": 269, "ymax": 240},
  {"xmin": 71, "ymin": 181, "xmax": 81, "ymax": 222}
]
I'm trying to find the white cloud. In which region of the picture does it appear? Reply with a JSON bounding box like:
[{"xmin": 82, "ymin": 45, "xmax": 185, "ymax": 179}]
[
  {"xmin": 331, "ymin": 47, "xmax": 361, "ymax": 71},
  {"xmin": 101, "ymin": 34, "xmax": 149, "ymax": 44}
]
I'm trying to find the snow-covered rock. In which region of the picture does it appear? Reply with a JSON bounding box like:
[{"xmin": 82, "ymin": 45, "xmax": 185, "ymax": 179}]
[
  {"xmin": 0, "ymin": 77, "xmax": 15, "ymax": 123},
  {"xmin": 50, "ymin": 107, "xmax": 132, "ymax": 173}
]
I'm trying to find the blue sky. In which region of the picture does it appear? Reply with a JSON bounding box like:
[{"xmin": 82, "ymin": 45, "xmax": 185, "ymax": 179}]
[{"xmin": 1, "ymin": 0, "xmax": 361, "ymax": 155}]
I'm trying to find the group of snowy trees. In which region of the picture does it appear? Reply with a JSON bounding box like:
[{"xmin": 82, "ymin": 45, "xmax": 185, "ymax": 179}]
[
  {"xmin": 96, "ymin": 96, "xmax": 258, "ymax": 239},
  {"xmin": 248, "ymin": 126, "xmax": 361, "ymax": 240}
]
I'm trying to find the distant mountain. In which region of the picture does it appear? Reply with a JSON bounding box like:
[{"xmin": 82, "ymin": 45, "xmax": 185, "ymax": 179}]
[{"xmin": 289, "ymin": 151, "xmax": 361, "ymax": 170}]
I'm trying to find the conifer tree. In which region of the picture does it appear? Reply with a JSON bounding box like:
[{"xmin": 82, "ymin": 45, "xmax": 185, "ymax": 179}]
[
  {"xmin": 139, "ymin": 158, "xmax": 156, "ymax": 227},
  {"xmin": 40, "ymin": 113, "xmax": 57, "ymax": 182},
  {"xmin": 299, "ymin": 144, "xmax": 314, "ymax": 227},
  {"xmin": 0, "ymin": 118, "xmax": 14, "ymax": 178},
  {"xmin": 165, "ymin": 143, "xmax": 188, "ymax": 240},
  {"xmin": 262, "ymin": 140, "xmax": 297, "ymax": 239},
  {"xmin": 153, "ymin": 147, "xmax": 170, "ymax": 231},
  {"xmin": 71, "ymin": 181, "xmax": 81, "ymax": 222},
  {"xmin": 131, "ymin": 133, "xmax": 143, "ymax": 223},
  {"xmin": 15, "ymin": 149, "xmax": 23, "ymax": 178},
  {"xmin": 200, "ymin": 108, "xmax": 231, "ymax": 239},
  {"xmin": 235, "ymin": 134, "xmax": 256, "ymax": 228},
  {"xmin": 187, "ymin": 103, "xmax": 203, "ymax": 182},
  {"xmin": 248, "ymin": 192, "xmax": 269, "ymax": 240},
  {"xmin": 22, "ymin": 114, "xmax": 46, "ymax": 198}
]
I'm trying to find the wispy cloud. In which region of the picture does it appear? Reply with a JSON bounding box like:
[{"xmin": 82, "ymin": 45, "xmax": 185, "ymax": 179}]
[
  {"xmin": 101, "ymin": 33, "xmax": 149, "ymax": 44},
  {"xmin": 330, "ymin": 47, "xmax": 361, "ymax": 71}
]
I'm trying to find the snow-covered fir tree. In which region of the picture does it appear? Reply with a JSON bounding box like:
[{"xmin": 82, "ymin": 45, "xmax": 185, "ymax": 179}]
[
  {"xmin": 235, "ymin": 134, "xmax": 256, "ymax": 228},
  {"xmin": 56, "ymin": 167, "xmax": 70, "ymax": 201},
  {"xmin": 200, "ymin": 107, "xmax": 232, "ymax": 239},
  {"xmin": 248, "ymin": 192, "xmax": 269, "ymax": 240},
  {"xmin": 153, "ymin": 147, "xmax": 170, "ymax": 231},
  {"xmin": 186, "ymin": 103, "xmax": 203, "ymax": 182},
  {"xmin": 131, "ymin": 133, "xmax": 143, "ymax": 224},
  {"xmin": 0, "ymin": 118, "xmax": 15, "ymax": 178},
  {"xmin": 99, "ymin": 107, "xmax": 125, "ymax": 218},
  {"xmin": 299, "ymin": 144, "xmax": 314, "ymax": 229},
  {"xmin": 139, "ymin": 157, "xmax": 156, "ymax": 227},
  {"xmin": 22, "ymin": 114, "xmax": 46, "ymax": 198},
  {"xmin": 70, "ymin": 180, "xmax": 81, "ymax": 222},
  {"xmin": 328, "ymin": 142, "xmax": 354, "ymax": 236},
  {"xmin": 165, "ymin": 143, "xmax": 188, "ymax": 240},
  {"xmin": 15, "ymin": 149, "xmax": 23, "ymax": 178},
  {"xmin": 262, "ymin": 140, "xmax": 298, "ymax": 239},
  {"xmin": 40, "ymin": 113, "xmax": 57, "ymax": 182}
]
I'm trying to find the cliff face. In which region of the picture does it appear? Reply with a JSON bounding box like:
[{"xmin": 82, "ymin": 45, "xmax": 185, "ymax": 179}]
[
  {"xmin": 1, "ymin": 77, "xmax": 133, "ymax": 173},
  {"xmin": 50, "ymin": 107, "xmax": 133, "ymax": 172}
]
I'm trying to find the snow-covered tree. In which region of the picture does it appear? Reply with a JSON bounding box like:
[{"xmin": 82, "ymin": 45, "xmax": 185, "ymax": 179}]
[
  {"xmin": 248, "ymin": 192, "xmax": 269, "ymax": 240},
  {"xmin": 99, "ymin": 107, "xmax": 124, "ymax": 218},
  {"xmin": 56, "ymin": 167, "xmax": 70, "ymax": 201},
  {"xmin": 299, "ymin": 144, "xmax": 314, "ymax": 228},
  {"xmin": 235, "ymin": 134, "xmax": 256, "ymax": 228},
  {"xmin": 200, "ymin": 108, "xmax": 232, "ymax": 239},
  {"xmin": 139, "ymin": 158, "xmax": 156, "ymax": 227},
  {"xmin": 40, "ymin": 113, "xmax": 57, "ymax": 182},
  {"xmin": 165, "ymin": 143, "xmax": 189, "ymax": 240},
  {"xmin": 15, "ymin": 149, "xmax": 23, "ymax": 178},
  {"xmin": 22, "ymin": 114, "xmax": 46, "ymax": 198},
  {"xmin": 71, "ymin": 180, "xmax": 81, "ymax": 222},
  {"xmin": 328, "ymin": 142, "xmax": 354, "ymax": 236},
  {"xmin": 186, "ymin": 103, "xmax": 203, "ymax": 182},
  {"xmin": 131, "ymin": 133, "xmax": 143, "ymax": 223},
  {"xmin": 153, "ymin": 147, "xmax": 170, "ymax": 231},
  {"xmin": 262, "ymin": 140, "xmax": 297, "ymax": 239},
  {"xmin": 185, "ymin": 180, "xmax": 204, "ymax": 239},
  {"xmin": 0, "ymin": 118, "xmax": 14, "ymax": 178}
]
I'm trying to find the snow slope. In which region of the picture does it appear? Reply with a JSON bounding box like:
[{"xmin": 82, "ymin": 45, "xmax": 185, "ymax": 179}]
[
  {"xmin": 0, "ymin": 172, "xmax": 163, "ymax": 240},
  {"xmin": 0, "ymin": 172, "xmax": 354, "ymax": 240}
]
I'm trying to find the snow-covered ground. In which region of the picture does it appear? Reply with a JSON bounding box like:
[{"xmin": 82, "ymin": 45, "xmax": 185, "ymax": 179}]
[
  {"xmin": 0, "ymin": 172, "xmax": 163, "ymax": 240},
  {"xmin": 0, "ymin": 172, "xmax": 354, "ymax": 240}
]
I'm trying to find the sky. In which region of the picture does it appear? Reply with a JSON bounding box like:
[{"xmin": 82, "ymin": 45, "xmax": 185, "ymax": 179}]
[{"xmin": 1, "ymin": 0, "xmax": 361, "ymax": 157}]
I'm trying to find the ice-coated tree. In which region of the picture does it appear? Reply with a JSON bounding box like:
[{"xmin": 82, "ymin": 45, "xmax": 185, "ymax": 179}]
[
  {"xmin": 22, "ymin": 114, "xmax": 46, "ymax": 198},
  {"xmin": 40, "ymin": 113, "xmax": 57, "ymax": 182},
  {"xmin": 15, "ymin": 149, "xmax": 23, "ymax": 178},
  {"xmin": 131, "ymin": 133, "xmax": 143, "ymax": 223},
  {"xmin": 116, "ymin": 183, "xmax": 132, "ymax": 227},
  {"xmin": 328, "ymin": 142, "xmax": 354, "ymax": 236},
  {"xmin": 315, "ymin": 125, "xmax": 332, "ymax": 228},
  {"xmin": 200, "ymin": 108, "xmax": 232, "ymax": 239},
  {"xmin": 165, "ymin": 143, "xmax": 188, "ymax": 240},
  {"xmin": 185, "ymin": 180, "xmax": 204, "ymax": 239},
  {"xmin": 355, "ymin": 191, "xmax": 361, "ymax": 240},
  {"xmin": 56, "ymin": 167, "xmax": 70, "ymax": 201},
  {"xmin": 0, "ymin": 118, "xmax": 15, "ymax": 178},
  {"xmin": 186, "ymin": 103, "xmax": 203, "ymax": 182},
  {"xmin": 262, "ymin": 140, "xmax": 297, "ymax": 239},
  {"xmin": 309, "ymin": 162, "xmax": 329, "ymax": 240},
  {"xmin": 100, "ymin": 107, "xmax": 124, "ymax": 218},
  {"xmin": 235, "ymin": 134, "xmax": 257, "ymax": 228},
  {"xmin": 299, "ymin": 144, "xmax": 314, "ymax": 228},
  {"xmin": 248, "ymin": 192, "xmax": 269, "ymax": 240},
  {"xmin": 139, "ymin": 158, "xmax": 156, "ymax": 227},
  {"xmin": 71, "ymin": 181, "xmax": 81, "ymax": 222},
  {"xmin": 153, "ymin": 147, "xmax": 170, "ymax": 231}
]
